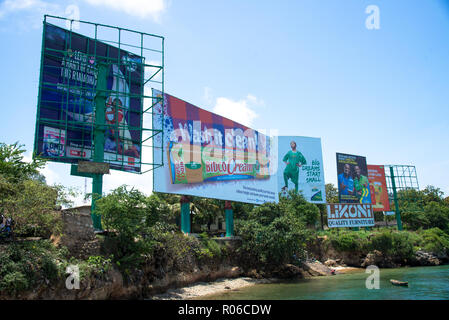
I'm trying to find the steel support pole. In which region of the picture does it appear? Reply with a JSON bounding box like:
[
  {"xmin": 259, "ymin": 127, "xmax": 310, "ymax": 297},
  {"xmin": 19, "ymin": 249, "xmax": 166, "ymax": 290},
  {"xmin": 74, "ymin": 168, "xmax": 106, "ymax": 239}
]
[
  {"xmin": 225, "ymin": 201, "xmax": 234, "ymax": 237},
  {"xmin": 390, "ymin": 166, "xmax": 403, "ymax": 231},
  {"xmin": 180, "ymin": 195, "xmax": 191, "ymax": 234},
  {"xmin": 91, "ymin": 63, "xmax": 108, "ymax": 231}
]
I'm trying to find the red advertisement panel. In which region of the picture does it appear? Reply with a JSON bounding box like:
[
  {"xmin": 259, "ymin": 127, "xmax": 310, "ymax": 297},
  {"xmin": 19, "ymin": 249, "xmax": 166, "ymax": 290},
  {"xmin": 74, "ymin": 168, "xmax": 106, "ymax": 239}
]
[{"xmin": 367, "ymin": 165, "xmax": 391, "ymax": 212}]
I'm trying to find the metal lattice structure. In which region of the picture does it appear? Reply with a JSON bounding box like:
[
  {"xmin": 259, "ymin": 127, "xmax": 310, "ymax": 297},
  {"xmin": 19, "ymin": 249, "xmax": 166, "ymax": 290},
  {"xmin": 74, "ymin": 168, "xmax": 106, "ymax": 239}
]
[
  {"xmin": 33, "ymin": 15, "xmax": 164, "ymax": 230},
  {"xmin": 34, "ymin": 15, "xmax": 164, "ymax": 174},
  {"xmin": 384, "ymin": 165, "xmax": 420, "ymax": 230},
  {"xmin": 384, "ymin": 165, "xmax": 420, "ymax": 194}
]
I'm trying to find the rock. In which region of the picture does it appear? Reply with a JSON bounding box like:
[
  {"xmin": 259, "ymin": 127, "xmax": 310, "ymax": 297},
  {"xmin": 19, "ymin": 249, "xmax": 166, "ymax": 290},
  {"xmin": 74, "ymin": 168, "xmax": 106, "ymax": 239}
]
[
  {"xmin": 272, "ymin": 264, "xmax": 304, "ymax": 279},
  {"xmin": 301, "ymin": 261, "xmax": 332, "ymax": 276},
  {"xmin": 361, "ymin": 250, "xmax": 398, "ymax": 268},
  {"xmin": 246, "ymin": 269, "xmax": 263, "ymax": 279},
  {"xmin": 361, "ymin": 250, "xmax": 383, "ymax": 267},
  {"xmin": 324, "ymin": 259, "xmax": 337, "ymax": 267},
  {"xmin": 414, "ymin": 251, "xmax": 441, "ymax": 266}
]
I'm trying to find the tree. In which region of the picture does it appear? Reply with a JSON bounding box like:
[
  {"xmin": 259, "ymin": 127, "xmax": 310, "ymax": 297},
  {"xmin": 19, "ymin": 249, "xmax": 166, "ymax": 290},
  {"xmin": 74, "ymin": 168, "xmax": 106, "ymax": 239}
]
[
  {"xmin": 0, "ymin": 142, "xmax": 45, "ymax": 183},
  {"xmin": 325, "ymin": 183, "xmax": 339, "ymax": 203},
  {"xmin": 422, "ymin": 186, "xmax": 444, "ymax": 204},
  {"xmin": 0, "ymin": 142, "xmax": 70, "ymax": 238},
  {"xmin": 235, "ymin": 200, "xmax": 309, "ymax": 268},
  {"xmin": 94, "ymin": 186, "xmax": 175, "ymax": 268},
  {"xmin": 423, "ymin": 201, "xmax": 449, "ymax": 233},
  {"xmin": 280, "ymin": 191, "xmax": 319, "ymax": 227}
]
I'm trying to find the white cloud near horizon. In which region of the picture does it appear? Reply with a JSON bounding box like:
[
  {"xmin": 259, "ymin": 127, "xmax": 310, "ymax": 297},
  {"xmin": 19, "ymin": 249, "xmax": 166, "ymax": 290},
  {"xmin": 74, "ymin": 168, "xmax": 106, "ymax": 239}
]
[
  {"xmin": 0, "ymin": 0, "xmax": 62, "ymax": 28},
  {"xmin": 212, "ymin": 94, "xmax": 264, "ymax": 127},
  {"xmin": 0, "ymin": 0, "xmax": 167, "ymax": 27},
  {"xmin": 83, "ymin": 0, "xmax": 166, "ymax": 21}
]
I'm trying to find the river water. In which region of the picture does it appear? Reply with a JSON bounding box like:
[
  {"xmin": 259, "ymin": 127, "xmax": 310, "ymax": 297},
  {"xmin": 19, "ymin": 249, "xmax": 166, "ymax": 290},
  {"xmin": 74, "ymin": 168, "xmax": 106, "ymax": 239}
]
[{"xmin": 202, "ymin": 265, "xmax": 449, "ymax": 300}]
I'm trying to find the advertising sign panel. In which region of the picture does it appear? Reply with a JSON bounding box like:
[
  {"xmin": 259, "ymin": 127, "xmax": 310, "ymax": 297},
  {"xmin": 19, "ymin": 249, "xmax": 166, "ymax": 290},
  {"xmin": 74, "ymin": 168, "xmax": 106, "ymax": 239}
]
[
  {"xmin": 277, "ymin": 136, "xmax": 326, "ymax": 203},
  {"xmin": 336, "ymin": 153, "xmax": 371, "ymax": 204},
  {"xmin": 367, "ymin": 165, "xmax": 391, "ymax": 212},
  {"xmin": 327, "ymin": 203, "xmax": 375, "ymax": 227},
  {"xmin": 152, "ymin": 90, "xmax": 278, "ymax": 204},
  {"xmin": 35, "ymin": 22, "xmax": 143, "ymax": 172}
]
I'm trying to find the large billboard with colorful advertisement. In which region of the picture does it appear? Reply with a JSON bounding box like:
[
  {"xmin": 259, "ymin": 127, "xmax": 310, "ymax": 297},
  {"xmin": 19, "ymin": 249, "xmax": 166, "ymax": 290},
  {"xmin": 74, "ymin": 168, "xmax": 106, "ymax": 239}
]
[
  {"xmin": 327, "ymin": 203, "xmax": 375, "ymax": 227},
  {"xmin": 152, "ymin": 90, "xmax": 278, "ymax": 204},
  {"xmin": 336, "ymin": 153, "xmax": 371, "ymax": 204},
  {"xmin": 34, "ymin": 22, "xmax": 143, "ymax": 172},
  {"xmin": 277, "ymin": 136, "xmax": 326, "ymax": 203},
  {"xmin": 367, "ymin": 165, "xmax": 391, "ymax": 212}
]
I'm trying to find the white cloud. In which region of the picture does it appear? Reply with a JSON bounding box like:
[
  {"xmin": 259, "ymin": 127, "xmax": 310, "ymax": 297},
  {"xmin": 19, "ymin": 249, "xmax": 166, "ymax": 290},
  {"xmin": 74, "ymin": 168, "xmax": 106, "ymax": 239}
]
[
  {"xmin": 0, "ymin": 0, "xmax": 62, "ymax": 30},
  {"xmin": 0, "ymin": 0, "xmax": 60, "ymax": 18},
  {"xmin": 0, "ymin": 0, "xmax": 41, "ymax": 17},
  {"xmin": 212, "ymin": 94, "xmax": 264, "ymax": 127},
  {"xmin": 83, "ymin": 0, "xmax": 166, "ymax": 21}
]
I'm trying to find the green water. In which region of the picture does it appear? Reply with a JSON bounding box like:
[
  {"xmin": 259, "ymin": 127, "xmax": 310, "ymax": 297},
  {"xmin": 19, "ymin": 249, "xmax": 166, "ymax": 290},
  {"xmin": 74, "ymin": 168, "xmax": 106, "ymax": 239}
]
[{"xmin": 202, "ymin": 265, "xmax": 449, "ymax": 300}]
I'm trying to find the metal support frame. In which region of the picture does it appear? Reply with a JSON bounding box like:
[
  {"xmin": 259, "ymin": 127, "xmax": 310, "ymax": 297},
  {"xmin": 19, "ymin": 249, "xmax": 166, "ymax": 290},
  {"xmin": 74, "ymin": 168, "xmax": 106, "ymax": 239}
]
[
  {"xmin": 389, "ymin": 166, "xmax": 403, "ymax": 231},
  {"xmin": 90, "ymin": 63, "xmax": 108, "ymax": 230},
  {"xmin": 384, "ymin": 165, "xmax": 420, "ymax": 231},
  {"xmin": 225, "ymin": 201, "xmax": 234, "ymax": 237},
  {"xmin": 180, "ymin": 196, "xmax": 191, "ymax": 234},
  {"xmin": 34, "ymin": 15, "xmax": 164, "ymax": 229}
]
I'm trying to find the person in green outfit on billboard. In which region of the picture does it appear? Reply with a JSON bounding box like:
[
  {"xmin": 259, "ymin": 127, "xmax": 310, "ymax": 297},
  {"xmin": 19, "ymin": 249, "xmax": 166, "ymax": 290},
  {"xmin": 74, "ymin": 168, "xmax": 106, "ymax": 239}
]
[
  {"xmin": 281, "ymin": 141, "xmax": 307, "ymax": 193},
  {"xmin": 354, "ymin": 165, "xmax": 371, "ymax": 203}
]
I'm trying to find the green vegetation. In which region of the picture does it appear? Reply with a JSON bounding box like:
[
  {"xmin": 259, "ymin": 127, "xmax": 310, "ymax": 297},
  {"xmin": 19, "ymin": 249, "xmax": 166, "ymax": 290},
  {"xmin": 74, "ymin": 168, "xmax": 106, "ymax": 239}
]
[
  {"xmin": 94, "ymin": 186, "xmax": 230, "ymax": 276},
  {"xmin": 0, "ymin": 142, "xmax": 76, "ymax": 238},
  {"xmin": 1, "ymin": 141, "xmax": 449, "ymax": 297},
  {"xmin": 399, "ymin": 186, "xmax": 449, "ymax": 233},
  {"xmin": 235, "ymin": 191, "xmax": 315, "ymax": 268},
  {"xmin": 0, "ymin": 240, "xmax": 65, "ymax": 295},
  {"xmin": 420, "ymin": 228, "xmax": 449, "ymax": 257}
]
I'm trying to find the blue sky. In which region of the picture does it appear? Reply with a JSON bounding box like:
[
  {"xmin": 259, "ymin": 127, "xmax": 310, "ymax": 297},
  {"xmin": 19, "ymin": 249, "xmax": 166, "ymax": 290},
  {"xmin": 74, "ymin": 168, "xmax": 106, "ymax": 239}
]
[{"xmin": 0, "ymin": 0, "xmax": 448, "ymax": 203}]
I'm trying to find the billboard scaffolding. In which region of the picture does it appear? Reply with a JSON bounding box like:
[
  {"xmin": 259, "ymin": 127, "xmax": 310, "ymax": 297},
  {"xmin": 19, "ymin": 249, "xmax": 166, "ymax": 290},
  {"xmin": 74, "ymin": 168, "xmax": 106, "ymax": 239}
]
[
  {"xmin": 34, "ymin": 15, "xmax": 164, "ymax": 230},
  {"xmin": 384, "ymin": 165, "xmax": 420, "ymax": 230}
]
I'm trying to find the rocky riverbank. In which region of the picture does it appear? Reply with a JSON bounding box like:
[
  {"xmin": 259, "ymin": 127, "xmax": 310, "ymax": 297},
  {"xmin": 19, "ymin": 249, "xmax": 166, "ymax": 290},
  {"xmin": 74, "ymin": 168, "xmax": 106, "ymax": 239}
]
[
  {"xmin": 148, "ymin": 262, "xmax": 367, "ymax": 300},
  {"xmin": 307, "ymin": 234, "xmax": 449, "ymax": 269}
]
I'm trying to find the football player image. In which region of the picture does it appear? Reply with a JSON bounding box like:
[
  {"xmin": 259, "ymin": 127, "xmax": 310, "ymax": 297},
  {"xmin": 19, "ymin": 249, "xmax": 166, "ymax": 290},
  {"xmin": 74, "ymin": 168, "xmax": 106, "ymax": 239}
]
[
  {"xmin": 354, "ymin": 165, "xmax": 371, "ymax": 203},
  {"xmin": 338, "ymin": 163, "xmax": 354, "ymax": 198},
  {"xmin": 281, "ymin": 140, "xmax": 307, "ymax": 193}
]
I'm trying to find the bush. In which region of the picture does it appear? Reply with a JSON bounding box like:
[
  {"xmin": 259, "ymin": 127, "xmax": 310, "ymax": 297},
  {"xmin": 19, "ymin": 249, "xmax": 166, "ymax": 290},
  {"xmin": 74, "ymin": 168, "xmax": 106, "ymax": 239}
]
[
  {"xmin": 95, "ymin": 186, "xmax": 175, "ymax": 270},
  {"xmin": 11, "ymin": 180, "xmax": 63, "ymax": 238},
  {"xmin": 235, "ymin": 200, "xmax": 309, "ymax": 268},
  {"xmin": 280, "ymin": 191, "xmax": 320, "ymax": 227},
  {"xmin": 329, "ymin": 231, "xmax": 367, "ymax": 252},
  {"xmin": 0, "ymin": 240, "xmax": 67, "ymax": 296},
  {"xmin": 423, "ymin": 202, "xmax": 449, "ymax": 232},
  {"xmin": 197, "ymin": 233, "xmax": 222, "ymax": 260},
  {"xmin": 420, "ymin": 228, "xmax": 449, "ymax": 257},
  {"xmin": 370, "ymin": 230, "xmax": 418, "ymax": 261},
  {"xmin": 0, "ymin": 142, "xmax": 72, "ymax": 238},
  {"xmin": 0, "ymin": 271, "xmax": 29, "ymax": 295}
]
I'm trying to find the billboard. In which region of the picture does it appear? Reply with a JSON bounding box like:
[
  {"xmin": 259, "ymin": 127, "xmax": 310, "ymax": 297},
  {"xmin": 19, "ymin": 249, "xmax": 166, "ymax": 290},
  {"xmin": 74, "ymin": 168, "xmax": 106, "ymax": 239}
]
[
  {"xmin": 277, "ymin": 136, "xmax": 326, "ymax": 203},
  {"xmin": 327, "ymin": 203, "xmax": 375, "ymax": 228},
  {"xmin": 336, "ymin": 153, "xmax": 371, "ymax": 204},
  {"xmin": 34, "ymin": 22, "xmax": 144, "ymax": 172},
  {"xmin": 367, "ymin": 165, "xmax": 391, "ymax": 212},
  {"xmin": 152, "ymin": 90, "xmax": 278, "ymax": 204}
]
